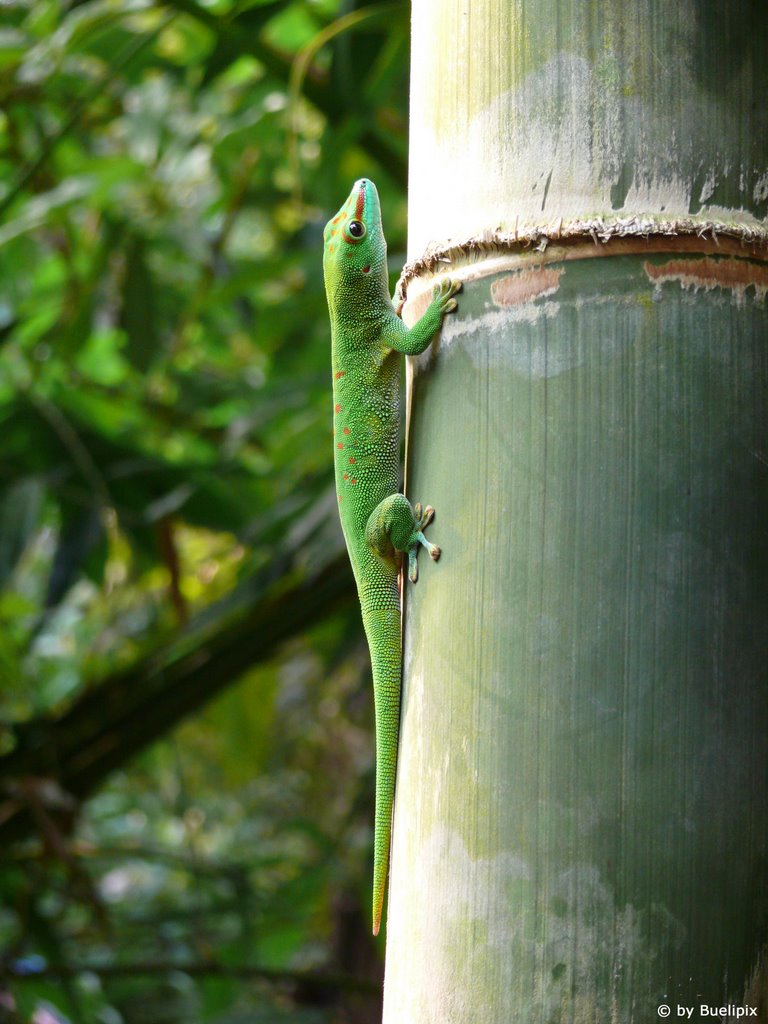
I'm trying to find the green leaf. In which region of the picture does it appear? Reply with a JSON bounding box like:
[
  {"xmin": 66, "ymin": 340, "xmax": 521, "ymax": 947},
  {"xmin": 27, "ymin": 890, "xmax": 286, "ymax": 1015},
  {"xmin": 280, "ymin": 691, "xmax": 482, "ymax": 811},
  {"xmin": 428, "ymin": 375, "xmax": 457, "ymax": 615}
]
[
  {"xmin": 45, "ymin": 502, "xmax": 103, "ymax": 608},
  {"xmin": 75, "ymin": 327, "xmax": 132, "ymax": 386},
  {"xmin": 119, "ymin": 234, "xmax": 160, "ymax": 372},
  {"xmin": 0, "ymin": 178, "xmax": 94, "ymax": 247},
  {"xmin": 0, "ymin": 28, "xmax": 28, "ymax": 70},
  {"xmin": 200, "ymin": 0, "xmax": 285, "ymax": 85},
  {"xmin": 0, "ymin": 476, "xmax": 45, "ymax": 588}
]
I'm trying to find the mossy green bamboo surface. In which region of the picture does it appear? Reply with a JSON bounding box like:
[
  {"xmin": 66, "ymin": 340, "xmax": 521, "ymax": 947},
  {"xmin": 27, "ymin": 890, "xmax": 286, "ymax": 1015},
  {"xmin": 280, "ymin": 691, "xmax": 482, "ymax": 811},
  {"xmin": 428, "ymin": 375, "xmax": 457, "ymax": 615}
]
[{"xmin": 386, "ymin": 250, "xmax": 768, "ymax": 1021}]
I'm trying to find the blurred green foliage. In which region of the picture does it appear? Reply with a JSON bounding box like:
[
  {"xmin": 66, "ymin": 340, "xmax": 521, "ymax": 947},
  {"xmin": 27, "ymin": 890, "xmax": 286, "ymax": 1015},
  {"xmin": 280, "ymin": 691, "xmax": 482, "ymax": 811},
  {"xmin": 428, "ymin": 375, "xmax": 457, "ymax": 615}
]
[{"xmin": 0, "ymin": 0, "xmax": 412, "ymax": 1019}]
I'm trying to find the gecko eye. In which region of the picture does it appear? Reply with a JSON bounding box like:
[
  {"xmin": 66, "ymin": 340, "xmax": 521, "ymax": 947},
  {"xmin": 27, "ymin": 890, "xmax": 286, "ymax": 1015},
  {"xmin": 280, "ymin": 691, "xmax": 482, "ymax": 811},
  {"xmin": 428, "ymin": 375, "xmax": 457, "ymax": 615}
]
[{"xmin": 346, "ymin": 219, "xmax": 366, "ymax": 240}]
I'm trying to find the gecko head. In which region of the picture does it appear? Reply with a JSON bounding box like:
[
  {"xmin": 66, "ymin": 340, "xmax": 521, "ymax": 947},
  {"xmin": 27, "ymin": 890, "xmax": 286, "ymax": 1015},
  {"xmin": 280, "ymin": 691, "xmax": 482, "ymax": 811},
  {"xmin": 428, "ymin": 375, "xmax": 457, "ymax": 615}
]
[{"xmin": 323, "ymin": 178, "xmax": 387, "ymax": 287}]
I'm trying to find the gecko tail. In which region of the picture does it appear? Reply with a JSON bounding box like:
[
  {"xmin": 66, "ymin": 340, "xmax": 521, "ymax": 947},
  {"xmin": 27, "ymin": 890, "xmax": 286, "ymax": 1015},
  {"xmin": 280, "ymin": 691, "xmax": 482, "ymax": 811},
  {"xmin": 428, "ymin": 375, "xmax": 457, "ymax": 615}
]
[
  {"xmin": 364, "ymin": 601, "xmax": 402, "ymax": 939},
  {"xmin": 371, "ymin": 730, "xmax": 396, "ymax": 936}
]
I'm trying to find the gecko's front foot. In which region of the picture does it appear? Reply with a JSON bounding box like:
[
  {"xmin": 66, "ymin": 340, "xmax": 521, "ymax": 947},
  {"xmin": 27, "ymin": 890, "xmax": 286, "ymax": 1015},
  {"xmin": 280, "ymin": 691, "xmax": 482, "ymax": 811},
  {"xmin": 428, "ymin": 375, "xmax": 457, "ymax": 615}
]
[{"xmin": 431, "ymin": 277, "xmax": 461, "ymax": 316}]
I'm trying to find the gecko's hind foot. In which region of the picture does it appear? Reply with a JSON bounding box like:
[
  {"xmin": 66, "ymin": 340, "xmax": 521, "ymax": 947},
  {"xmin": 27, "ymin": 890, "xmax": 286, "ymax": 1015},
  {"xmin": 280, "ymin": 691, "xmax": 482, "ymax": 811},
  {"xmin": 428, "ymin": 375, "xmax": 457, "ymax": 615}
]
[
  {"xmin": 405, "ymin": 501, "xmax": 440, "ymax": 583},
  {"xmin": 408, "ymin": 529, "xmax": 439, "ymax": 579},
  {"xmin": 418, "ymin": 505, "xmax": 435, "ymax": 529}
]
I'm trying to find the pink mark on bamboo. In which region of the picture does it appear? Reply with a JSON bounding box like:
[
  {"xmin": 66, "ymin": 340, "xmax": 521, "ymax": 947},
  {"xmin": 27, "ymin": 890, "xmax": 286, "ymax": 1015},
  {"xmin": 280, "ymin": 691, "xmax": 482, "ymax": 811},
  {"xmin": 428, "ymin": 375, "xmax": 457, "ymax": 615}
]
[
  {"xmin": 644, "ymin": 257, "xmax": 768, "ymax": 305},
  {"xmin": 491, "ymin": 266, "xmax": 563, "ymax": 306}
]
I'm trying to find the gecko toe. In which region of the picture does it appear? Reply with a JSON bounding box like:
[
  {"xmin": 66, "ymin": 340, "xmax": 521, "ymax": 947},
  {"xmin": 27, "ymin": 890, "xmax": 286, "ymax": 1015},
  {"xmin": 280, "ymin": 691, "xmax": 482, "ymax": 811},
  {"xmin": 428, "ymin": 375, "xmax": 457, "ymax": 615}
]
[{"xmin": 419, "ymin": 505, "xmax": 435, "ymax": 528}]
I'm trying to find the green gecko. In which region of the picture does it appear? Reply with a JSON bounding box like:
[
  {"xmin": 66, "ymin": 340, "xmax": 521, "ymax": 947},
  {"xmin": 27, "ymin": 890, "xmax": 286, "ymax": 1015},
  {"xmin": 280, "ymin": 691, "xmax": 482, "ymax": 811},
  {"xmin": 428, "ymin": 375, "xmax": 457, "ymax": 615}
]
[{"xmin": 323, "ymin": 178, "xmax": 459, "ymax": 936}]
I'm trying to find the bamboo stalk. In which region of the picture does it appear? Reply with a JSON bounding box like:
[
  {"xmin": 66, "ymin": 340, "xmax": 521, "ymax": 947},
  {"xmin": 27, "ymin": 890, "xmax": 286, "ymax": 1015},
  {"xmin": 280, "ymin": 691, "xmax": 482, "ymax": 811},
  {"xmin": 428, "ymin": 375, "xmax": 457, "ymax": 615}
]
[{"xmin": 384, "ymin": 2, "xmax": 768, "ymax": 1020}]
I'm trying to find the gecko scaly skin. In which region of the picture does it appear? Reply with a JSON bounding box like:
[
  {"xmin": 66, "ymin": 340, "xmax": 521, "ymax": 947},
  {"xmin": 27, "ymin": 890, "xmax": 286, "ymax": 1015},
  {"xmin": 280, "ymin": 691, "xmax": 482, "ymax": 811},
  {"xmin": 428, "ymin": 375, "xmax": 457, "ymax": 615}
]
[{"xmin": 323, "ymin": 179, "xmax": 459, "ymax": 936}]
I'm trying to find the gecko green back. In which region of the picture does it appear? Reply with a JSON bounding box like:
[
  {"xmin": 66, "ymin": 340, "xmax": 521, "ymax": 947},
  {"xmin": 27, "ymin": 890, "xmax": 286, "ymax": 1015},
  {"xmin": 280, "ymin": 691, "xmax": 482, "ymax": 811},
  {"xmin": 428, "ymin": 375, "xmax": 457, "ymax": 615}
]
[{"xmin": 323, "ymin": 179, "xmax": 458, "ymax": 935}]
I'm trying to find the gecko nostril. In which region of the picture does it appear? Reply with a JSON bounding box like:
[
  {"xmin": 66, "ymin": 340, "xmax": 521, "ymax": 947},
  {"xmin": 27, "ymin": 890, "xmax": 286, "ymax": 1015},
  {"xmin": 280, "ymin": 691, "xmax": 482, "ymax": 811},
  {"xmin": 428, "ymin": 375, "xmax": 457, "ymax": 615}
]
[{"xmin": 362, "ymin": 266, "xmax": 370, "ymax": 273}]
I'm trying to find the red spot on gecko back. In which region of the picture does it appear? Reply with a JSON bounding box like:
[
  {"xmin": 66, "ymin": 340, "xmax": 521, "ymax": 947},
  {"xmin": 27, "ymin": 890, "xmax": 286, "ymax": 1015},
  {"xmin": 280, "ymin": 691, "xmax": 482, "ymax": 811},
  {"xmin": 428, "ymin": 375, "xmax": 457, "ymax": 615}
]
[
  {"xmin": 337, "ymin": 442, "xmax": 344, "ymax": 449},
  {"xmin": 343, "ymin": 473, "xmax": 349, "ymax": 480},
  {"xmin": 343, "ymin": 427, "xmax": 350, "ymax": 434},
  {"xmin": 335, "ymin": 404, "xmax": 341, "ymax": 413},
  {"xmin": 350, "ymin": 478, "xmax": 358, "ymax": 485},
  {"xmin": 348, "ymin": 457, "xmax": 356, "ymax": 464},
  {"xmin": 334, "ymin": 371, "xmax": 346, "ymax": 379}
]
